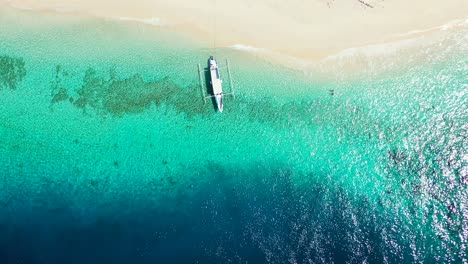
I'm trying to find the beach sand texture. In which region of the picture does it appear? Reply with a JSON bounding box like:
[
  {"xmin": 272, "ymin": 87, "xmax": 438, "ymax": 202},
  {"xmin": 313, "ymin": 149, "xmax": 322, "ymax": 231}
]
[{"xmin": 2, "ymin": 0, "xmax": 467, "ymax": 61}]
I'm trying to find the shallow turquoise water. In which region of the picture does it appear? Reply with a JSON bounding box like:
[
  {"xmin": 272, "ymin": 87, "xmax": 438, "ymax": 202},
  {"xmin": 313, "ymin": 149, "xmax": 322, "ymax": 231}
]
[{"xmin": 0, "ymin": 8, "xmax": 467, "ymax": 263}]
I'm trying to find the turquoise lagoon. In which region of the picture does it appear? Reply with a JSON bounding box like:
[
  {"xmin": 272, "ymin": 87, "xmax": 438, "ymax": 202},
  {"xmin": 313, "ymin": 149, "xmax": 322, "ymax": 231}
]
[{"xmin": 0, "ymin": 8, "xmax": 467, "ymax": 263}]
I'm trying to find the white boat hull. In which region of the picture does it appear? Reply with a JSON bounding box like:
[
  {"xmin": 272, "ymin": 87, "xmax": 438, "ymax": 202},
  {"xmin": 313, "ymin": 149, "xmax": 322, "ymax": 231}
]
[
  {"xmin": 215, "ymin": 94, "xmax": 223, "ymax": 112},
  {"xmin": 209, "ymin": 56, "xmax": 224, "ymax": 112}
]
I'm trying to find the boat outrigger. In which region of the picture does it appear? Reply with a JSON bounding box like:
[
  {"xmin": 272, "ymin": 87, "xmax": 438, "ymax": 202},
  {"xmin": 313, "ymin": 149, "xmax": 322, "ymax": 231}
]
[{"xmin": 198, "ymin": 56, "xmax": 235, "ymax": 112}]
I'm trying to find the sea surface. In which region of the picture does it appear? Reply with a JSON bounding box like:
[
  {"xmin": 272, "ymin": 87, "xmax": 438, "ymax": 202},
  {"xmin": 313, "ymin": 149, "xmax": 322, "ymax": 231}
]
[{"xmin": 1, "ymin": 8, "xmax": 467, "ymax": 264}]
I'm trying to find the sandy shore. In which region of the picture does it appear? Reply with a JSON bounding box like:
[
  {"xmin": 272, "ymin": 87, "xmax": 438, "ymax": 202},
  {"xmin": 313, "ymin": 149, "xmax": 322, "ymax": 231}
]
[{"xmin": 1, "ymin": 0, "xmax": 467, "ymax": 63}]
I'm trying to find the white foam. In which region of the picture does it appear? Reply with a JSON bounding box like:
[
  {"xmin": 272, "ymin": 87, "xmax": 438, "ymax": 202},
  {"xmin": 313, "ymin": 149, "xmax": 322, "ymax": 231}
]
[
  {"xmin": 5, "ymin": 3, "xmax": 165, "ymax": 26},
  {"xmin": 8, "ymin": 3, "xmax": 33, "ymax": 11},
  {"xmin": 440, "ymin": 19, "xmax": 464, "ymax": 31},
  {"xmin": 6, "ymin": 1, "xmax": 79, "ymax": 13},
  {"xmin": 394, "ymin": 17, "xmax": 468, "ymax": 37},
  {"xmin": 323, "ymin": 37, "xmax": 421, "ymax": 61},
  {"xmin": 52, "ymin": 6, "xmax": 79, "ymax": 13},
  {"xmin": 229, "ymin": 44, "xmax": 266, "ymax": 53},
  {"xmin": 228, "ymin": 44, "xmax": 312, "ymax": 70},
  {"xmin": 324, "ymin": 17, "xmax": 468, "ymax": 62},
  {"xmin": 118, "ymin": 16, "xmax": 164, "ymax": 26}
]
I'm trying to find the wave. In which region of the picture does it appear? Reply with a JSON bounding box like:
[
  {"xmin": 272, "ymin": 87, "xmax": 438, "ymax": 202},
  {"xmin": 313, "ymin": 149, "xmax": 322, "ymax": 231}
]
[
  {"xmin": 228, "ymin": 44, "xmax": 266, "ymax": 53},
  {"xmin": 228, "ymin": 44, "xmax": 312, "ymax": 69},
  {"xmin": 7, "ymin": 3, "xmax": 34, "ymax": 11},
  {"xmin": 117, "ymin": 16, "xmax": 164, "ymax": 26},
  {"xmin": 392, "ymin": 17, "xmax": 468, "ymax": 38},
  {"xmin": 323, "ymin": 38, "xmax": 421, "ymax": 61},
  {"xmin": 323, "ymin": 17, "xmax": 468, "ymax": 62},
  {"xmin": 4, "ymin": 2, "xmax": 164, "ymax": 26}
]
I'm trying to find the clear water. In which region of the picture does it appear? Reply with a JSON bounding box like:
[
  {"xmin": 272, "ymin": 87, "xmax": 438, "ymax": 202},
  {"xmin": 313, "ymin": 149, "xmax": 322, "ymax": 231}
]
[{"xmin": 1, "ymin": 8, "xmax": 467, "ymax": 263}]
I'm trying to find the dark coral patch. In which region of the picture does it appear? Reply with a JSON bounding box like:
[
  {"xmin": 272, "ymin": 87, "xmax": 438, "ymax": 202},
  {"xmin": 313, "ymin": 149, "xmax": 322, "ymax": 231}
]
[
  {"xmin": 0, "ymin": 55, "xmax": 26, "ymax": 90},
  {"xmin": 50, "ymin": 65, "xmax": 70, "ymax": 104},
  {"xmin": 70, "ymin": 67, "xmax": 209, "ymax": 117},
  {"xmin": 51, "ymin": 87, "xmax": 69, "ymax": 104}
]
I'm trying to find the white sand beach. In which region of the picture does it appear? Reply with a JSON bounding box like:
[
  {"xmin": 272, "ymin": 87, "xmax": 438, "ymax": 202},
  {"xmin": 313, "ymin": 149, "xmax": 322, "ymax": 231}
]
[{"xmin": 1, "ymin": 0, "xmax": 467, "ymax": 63}]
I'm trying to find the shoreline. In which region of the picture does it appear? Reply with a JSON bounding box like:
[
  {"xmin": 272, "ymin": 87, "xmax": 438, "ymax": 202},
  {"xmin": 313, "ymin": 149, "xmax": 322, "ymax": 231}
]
[
  {"xmin": 0, "ymin": 2, "xmax": 467, "ymax": 82},
  {"xmin": 2, "ymin": 0, "xmax": 467, "ymax": 61}
]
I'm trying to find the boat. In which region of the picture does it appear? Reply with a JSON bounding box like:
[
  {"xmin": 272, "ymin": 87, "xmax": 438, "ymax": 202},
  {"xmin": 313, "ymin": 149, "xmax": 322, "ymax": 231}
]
[
  {"xmin": 197, "ymin": 57, "xmax": 235, "ymax": 111},
  {"xmin": 209, "ymin": 56, "xmax": 224, "ymax": 112}
]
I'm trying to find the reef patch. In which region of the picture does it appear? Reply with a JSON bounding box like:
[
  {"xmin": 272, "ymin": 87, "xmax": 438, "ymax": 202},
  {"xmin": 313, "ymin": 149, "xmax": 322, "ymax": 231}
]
[{"xmin": 0, "ymin": 55, "xmax": 26, "ymax": 90}]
